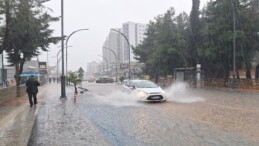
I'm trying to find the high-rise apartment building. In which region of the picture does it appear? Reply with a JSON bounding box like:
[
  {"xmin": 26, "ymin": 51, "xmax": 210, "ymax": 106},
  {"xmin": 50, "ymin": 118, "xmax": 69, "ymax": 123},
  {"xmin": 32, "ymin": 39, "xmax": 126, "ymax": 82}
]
[
  {"xmin": 101, "ymin": 22, "xmax": 147, "ymax": 78},
  {"xmin": 87, "ymin": 61, "xmax": 99, "ymax": 75},
  {"xmin": 102, "ymin": 22, "xmax": 147, "ymax": 65},
  {"xmin": 122, "ymin": 22, "xmax": 147, "ymax": 62},
  {"xmin": 103, "ymin": 28, "xmax": 124, "ymax": 65}
]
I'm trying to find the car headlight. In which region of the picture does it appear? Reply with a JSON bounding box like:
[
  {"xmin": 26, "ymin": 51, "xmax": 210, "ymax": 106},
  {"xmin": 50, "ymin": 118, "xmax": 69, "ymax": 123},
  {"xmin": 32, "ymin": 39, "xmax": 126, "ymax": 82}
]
[
  {"xmin": 161, "ymin": 90, "xmax": 165, "ymax": 94},
  {"xmin": 137, "ymin": 91, "xmax": 148, "ymax": 97}
]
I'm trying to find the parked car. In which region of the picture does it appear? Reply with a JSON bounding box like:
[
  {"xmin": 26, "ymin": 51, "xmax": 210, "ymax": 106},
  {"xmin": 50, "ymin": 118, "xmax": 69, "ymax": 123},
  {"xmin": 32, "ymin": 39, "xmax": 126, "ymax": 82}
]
[
  {"xmin": 122, "ymin": 79, "xmax": 129, "ymax": 85},
  {"xmin": 96, "ymin": 78, "xmax": 114, "ymax": 83},
  {"xmin": 88, "ymin": 78, "xmax": 95, "ymax": 82},
  {"xmin": 122, "ymin": 80, "xmax": 166, "ymax": 102}
]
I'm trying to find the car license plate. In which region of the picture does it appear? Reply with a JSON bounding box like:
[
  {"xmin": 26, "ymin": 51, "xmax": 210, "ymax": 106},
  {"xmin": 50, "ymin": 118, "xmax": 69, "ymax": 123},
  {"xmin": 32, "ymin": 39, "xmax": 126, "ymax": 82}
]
[{"xmin": 152, "ymin": 96, "xmax": 160, "ymax": 99}]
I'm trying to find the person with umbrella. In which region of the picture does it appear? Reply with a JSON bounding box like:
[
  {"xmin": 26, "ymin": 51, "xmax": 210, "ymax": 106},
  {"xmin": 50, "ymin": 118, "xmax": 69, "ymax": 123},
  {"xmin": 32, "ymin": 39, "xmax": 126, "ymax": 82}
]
[{"xmin": 26, "ymin": 75, "xmax": 40, "ymax": 107}]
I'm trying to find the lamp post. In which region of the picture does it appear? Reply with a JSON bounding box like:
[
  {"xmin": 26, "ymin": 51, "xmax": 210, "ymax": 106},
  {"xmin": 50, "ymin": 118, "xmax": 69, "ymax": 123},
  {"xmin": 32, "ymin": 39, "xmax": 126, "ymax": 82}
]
[
  {"xmin": 98, "ymin": 55, "xmax": 109, "ymax": 73},
  {"xmin": 56, "ymin": 48, "xmax": 62, "ymax": 79},
  {"xmin": 111, "ymin": 29, "xmax": 131, "ymax": 80},
  {"xmin": 54, "ymin": 46, "xmax": 71, "ymax": 78},
  {"xmin": 96, "ymin": 59, "xmax": 104, "ymax": 72},
  {"xmin": 103, "ymin": 47, "xmax": 118, "ymax": 82},
  {"xmin": 65, "ymin": 29, "xmax": 88, "ymax": 77},
  {"xmin": 230, "ymin": 0, "xmax": 237, "ymax": 91},
  {"xmin": 1, "ymin": 52, "xmax": 4, "ymax": 86},
  {"xmin": 60, "ymin": 0, "xmax": 66, "ymax": 98}
]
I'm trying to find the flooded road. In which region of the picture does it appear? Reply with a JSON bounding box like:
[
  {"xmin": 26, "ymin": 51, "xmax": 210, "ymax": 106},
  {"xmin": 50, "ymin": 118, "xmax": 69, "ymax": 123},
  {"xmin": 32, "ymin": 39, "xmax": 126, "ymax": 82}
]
[{"xmin": 75, "ymin": 82, "xmax": 259, "ymax": 146}]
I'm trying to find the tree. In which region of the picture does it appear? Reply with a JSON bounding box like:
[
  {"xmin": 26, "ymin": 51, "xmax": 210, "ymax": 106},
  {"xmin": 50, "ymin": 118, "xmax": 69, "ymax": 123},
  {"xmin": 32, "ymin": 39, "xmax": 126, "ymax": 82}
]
[
  {"xmin": 237, "ymin": 0, "xmax": 259, "ymax": 79},
  {"xmin": 200, "ymin": 0, "xmax": 259, "ymax": 80},
  {"xmin": 67, "ymin": 71, "xmax": 82, "ymax": 94},
  {"xmin": 187, "ymin": 0, "xmax": 201, "ymax": 66},
  {"xmin": 134, "ymin": 0, "xmax": 259, "ymax": 81},
  {"xmin": 0, "ymin": 0, "xmax": 59, "ymax": 86},
  {"xmin": 78, "ymin": 67, "xmax": 84, "ymax": 79},
  {"xmin": 0, "ymin": 0, "xmax": 15, "ymax": 54},
  {"xmin": 119, "ymin": 76, "xmax": 124, "ymax": 84},
  {"xmin": 133, "ymin": 8, "xmax": 188, "ymax": 79}
]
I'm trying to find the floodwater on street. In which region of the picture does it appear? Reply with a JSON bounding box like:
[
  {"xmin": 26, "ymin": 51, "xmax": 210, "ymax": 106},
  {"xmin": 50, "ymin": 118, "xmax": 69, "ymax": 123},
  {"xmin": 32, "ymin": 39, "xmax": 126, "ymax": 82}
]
[{"xmin": 74, "ymin": 81, "xmax": 259, "ymax": 146}]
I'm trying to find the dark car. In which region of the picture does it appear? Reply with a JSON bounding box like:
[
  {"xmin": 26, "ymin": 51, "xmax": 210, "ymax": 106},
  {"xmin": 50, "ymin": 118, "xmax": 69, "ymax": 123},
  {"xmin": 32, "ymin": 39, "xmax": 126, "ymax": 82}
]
[{"xmin": 96, "ymin": 78, "xmax": 114, "ymax": 83}]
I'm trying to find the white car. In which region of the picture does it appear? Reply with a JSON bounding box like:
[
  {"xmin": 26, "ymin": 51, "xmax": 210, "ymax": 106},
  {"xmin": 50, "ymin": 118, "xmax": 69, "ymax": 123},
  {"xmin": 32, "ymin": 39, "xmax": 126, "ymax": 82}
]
[{"xmin": 123, "ymin": 80, "xmax": 166, "ymax": 102}]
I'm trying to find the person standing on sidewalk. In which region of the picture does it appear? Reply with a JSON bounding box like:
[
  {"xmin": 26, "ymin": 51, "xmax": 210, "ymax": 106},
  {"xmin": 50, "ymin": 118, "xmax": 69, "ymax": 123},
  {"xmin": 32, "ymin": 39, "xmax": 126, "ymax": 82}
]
[{"xmin": 26, "ymin": 75, "xmax": 40, "ymax": 107}]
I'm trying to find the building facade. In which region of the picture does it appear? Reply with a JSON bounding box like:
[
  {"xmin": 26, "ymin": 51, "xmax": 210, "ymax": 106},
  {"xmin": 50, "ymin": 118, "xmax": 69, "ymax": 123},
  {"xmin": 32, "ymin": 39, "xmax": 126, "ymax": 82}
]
[
  {"xmin": 101, "ymin": 22, "xmax": 147, "ymax": 79},
  {"xmin": 102, "ymin": 22, "xmax": 147, "ymax": 66},
  {"xmin": 87, "ymin": 61, "xmax": 99, "ymax": 76},
  {"xmin": 103, "ymin": 28, "xmax": 124, "ymax": 65},
  {"xmin": 122, "ymin": 22, "xmax": 147, "ymax": 62}
]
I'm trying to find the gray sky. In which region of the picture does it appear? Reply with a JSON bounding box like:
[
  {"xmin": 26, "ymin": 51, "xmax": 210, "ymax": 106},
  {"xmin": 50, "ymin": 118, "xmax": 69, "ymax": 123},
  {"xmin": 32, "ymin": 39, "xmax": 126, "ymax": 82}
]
[{"xmin": 40, "ymin": 0, "xmax": 209, "ymax": 72}]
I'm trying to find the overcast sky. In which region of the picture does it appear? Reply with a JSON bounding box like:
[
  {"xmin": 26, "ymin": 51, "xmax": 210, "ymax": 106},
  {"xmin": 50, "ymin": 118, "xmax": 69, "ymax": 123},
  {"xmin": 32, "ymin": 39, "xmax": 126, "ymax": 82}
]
[{"xmin": 40, "ymin": 0, "xmax": 209, "ymax": 72}]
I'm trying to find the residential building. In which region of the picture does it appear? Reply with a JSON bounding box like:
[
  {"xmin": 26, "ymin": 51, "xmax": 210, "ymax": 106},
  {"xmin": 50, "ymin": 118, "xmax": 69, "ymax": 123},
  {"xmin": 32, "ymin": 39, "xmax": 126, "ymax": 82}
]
[
  {"xmin": 103, "ymin": 28, "xmax": 124, "ymax": 65},
  {"xmin": 101, "ymin": 22, "xmax": 147, "ymax": 79},
  {"xmin": 87, "ymin": 61, "xmax": 99, "ymax": 76},
  {"xmin": 122, "ymin": 22, "xmax": 147, "ymax": 62}
]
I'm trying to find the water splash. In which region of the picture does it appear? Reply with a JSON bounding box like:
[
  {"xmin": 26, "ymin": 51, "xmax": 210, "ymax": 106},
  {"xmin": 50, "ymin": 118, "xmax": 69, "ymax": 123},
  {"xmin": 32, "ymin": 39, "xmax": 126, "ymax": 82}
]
[
  {"xmin": 88, "ymin": 82, "xmax": 204, "ymax": 106},
  {"xmin": 93, "ymin": 91, "xmax": 141, "ymax": 107},
  {"xmin": 165, "ymin": 82, "xmax": 205, "ymax": 103}
]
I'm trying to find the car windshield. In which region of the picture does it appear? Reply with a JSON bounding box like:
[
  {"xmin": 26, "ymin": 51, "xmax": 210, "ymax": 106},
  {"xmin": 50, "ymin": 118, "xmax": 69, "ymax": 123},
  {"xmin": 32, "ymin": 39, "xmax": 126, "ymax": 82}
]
[{"xmin": 133, "ymin": 80, "xmax": 158, "ymax": 88}]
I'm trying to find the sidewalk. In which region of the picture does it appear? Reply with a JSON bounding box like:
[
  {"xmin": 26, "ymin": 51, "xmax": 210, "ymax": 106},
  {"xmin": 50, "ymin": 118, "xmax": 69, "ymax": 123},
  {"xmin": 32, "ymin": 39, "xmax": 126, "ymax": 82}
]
[
  {"xmin": 0, "ymin": 83, "xmax": 111, "ymax": 146},
  {"xmin": 158, "ymin": 82, "xmax": 259, "ymax": 93}
]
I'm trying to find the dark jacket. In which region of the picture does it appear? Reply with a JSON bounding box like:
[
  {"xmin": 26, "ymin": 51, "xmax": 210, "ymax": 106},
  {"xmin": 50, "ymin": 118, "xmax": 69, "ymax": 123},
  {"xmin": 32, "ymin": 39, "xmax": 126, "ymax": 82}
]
[{"xmin": 26, "ymin": 78, "xmax": 40, "ymax": 93}]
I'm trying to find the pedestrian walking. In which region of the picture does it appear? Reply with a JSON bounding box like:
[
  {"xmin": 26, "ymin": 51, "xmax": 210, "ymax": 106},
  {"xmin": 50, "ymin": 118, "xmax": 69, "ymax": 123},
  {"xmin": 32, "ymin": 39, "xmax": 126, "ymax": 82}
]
[{"xmin": 26, "ymin": 75, "xmax": 40, "ymax": 107}]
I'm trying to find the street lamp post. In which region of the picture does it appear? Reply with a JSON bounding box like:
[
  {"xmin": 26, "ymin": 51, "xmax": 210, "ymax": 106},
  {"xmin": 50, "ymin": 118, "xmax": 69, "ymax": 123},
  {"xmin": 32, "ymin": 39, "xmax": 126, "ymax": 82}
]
[
  {"xmin": 230, "ymin": 0, "xmax": 237, "ymax": 91},
  {"xmin": 103, "ymin": 47, "xmax": 118, "ymax": 82},
  {"xmin": 96, "ymin": 59, "xmax": 105, "ymax": 72},
  {"xmin": 60, "ymin": 0, "xmax": 66, "ymax": 98},
  {"xmin": 65, "ymin": 29, "xmax": 88, "ymax": 77},
  {"xmin": 56, "ymin": 48, "xmax": 62, "ymax": 79},
  {"xmin": 1, "ymin": 52, "xmax": 4, "ymax": 86},
  {"xmin": 98, "ymin": 55, "xmax": 109, "ymax": 73},
  {"xmin": 55, "ymin": 46, "xmax": 71, "ymax": 79},
  {"xmin": 111, "ymin": 29, "xmax": 131, "ymax": 80}
]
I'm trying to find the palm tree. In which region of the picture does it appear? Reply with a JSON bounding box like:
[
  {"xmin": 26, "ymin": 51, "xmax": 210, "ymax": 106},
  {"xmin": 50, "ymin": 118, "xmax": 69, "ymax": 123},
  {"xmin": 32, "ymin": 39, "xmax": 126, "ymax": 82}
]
[{"xmin": 66, "ymin": 71, "xmax": 82, "ymax": 94}]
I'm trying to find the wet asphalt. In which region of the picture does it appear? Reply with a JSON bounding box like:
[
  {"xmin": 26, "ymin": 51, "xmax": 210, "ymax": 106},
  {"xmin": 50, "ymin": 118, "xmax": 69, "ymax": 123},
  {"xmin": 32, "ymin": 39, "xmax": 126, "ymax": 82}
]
[{"xmin": 27, "ymin": 82, "xmax": 259, "ymax": 146}]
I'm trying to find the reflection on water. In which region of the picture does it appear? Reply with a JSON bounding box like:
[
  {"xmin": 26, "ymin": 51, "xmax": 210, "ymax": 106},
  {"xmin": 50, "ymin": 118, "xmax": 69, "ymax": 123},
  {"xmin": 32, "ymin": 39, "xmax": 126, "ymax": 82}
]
[{"xmin": 165, "ymin": 82, "xmax": 205, "ymax": 103}]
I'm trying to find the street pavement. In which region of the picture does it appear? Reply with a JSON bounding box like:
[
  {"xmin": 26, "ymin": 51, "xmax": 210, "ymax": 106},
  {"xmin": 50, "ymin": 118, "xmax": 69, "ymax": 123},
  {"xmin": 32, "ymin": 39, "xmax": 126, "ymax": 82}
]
[
  {"xmin": 0, "ymin": 83, "xmax": 111, "ymax": 146},
  {"xmin": 0, "ymin": 82, "xmax": 259, "ymax": 146}
]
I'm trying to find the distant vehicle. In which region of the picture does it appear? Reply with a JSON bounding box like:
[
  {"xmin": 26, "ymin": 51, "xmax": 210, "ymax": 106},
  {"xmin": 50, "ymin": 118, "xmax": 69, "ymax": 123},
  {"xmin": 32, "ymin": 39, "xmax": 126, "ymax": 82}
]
[
  {"xmin": 122, "ymin": 80, "xmax": 166, "ymax": 102},
  {"xmin": 122, "ymin": 79, "xmax": 129, "ymax": 85},
  {"xmin": 88, "ymin": 78, "xmax": 95, "ymax": 82},
  {"xmin": 96, "ymin": 78, "xmax": 114, "ymax": 83}
]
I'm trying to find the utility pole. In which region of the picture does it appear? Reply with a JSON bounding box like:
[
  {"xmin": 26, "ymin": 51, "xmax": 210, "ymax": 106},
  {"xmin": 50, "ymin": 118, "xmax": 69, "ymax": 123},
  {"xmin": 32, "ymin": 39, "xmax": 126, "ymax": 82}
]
[
  {"xmin": 60, "ymin": 0, "xmax": 66, "ymax": 98},
  {"xmin": 230, "ymin": 0, "xmax": 237, "ymax": 91},
  {"xmin": 103, "ymin": 47, "xmax": 118, "ymax": 82},
  {"xmin": 111, "ymin": 29, "xmax": 131, "ymax": 80}
]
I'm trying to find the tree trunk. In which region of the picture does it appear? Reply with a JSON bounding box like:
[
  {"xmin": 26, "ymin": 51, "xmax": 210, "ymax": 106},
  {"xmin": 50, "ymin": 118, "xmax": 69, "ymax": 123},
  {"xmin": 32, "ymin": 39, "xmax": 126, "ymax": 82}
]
[
  {"xmin": 2, "ymin": 0, "xmax": 11, "ymax": 54},
  {"xmin": 15, "ymin": 61, "xmax": 25, "ymax": 86},
  {"xmin": 255, "ymin": 64, "xmax": 259, "ymax": 80},
  {"xmin": 245, "ymin": 62, "xmax": 252, "ymax": 79},
  {"xmin": 74, "ymin": 84, "xmax": 77, "ymax": 94},
  {"xmin": 246, "ymin": 70, "xmax": 252, "ymax": 79},
  {"xmin": 14, "ymin": 64, "xmax": 20, "ymax": 86}
]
